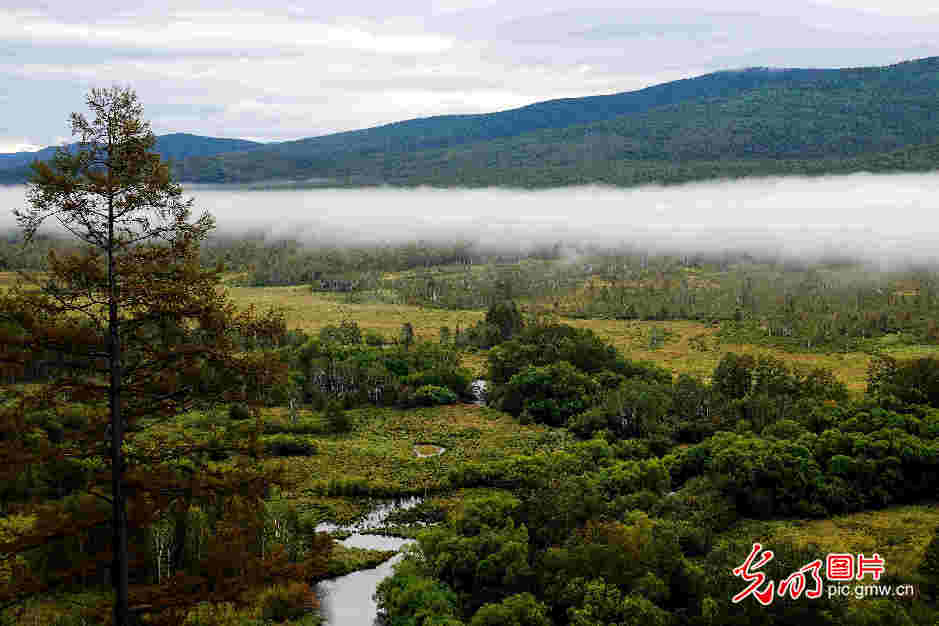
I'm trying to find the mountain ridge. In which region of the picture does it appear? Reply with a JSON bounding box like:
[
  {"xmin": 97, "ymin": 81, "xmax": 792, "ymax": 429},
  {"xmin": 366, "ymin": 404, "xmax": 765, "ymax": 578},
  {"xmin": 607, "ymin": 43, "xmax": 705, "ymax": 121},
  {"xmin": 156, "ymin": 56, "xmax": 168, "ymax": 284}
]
[
  {"xmin": 0, "ymin": 133, "xmax": 263, "ymax": 177},
  {"xmin": 172, "ymin": 56, "xmax": 939, "ymax": 185},
  {"xmin": 5, "ymin": 56, "xmax": 939, "ymax": 187}
]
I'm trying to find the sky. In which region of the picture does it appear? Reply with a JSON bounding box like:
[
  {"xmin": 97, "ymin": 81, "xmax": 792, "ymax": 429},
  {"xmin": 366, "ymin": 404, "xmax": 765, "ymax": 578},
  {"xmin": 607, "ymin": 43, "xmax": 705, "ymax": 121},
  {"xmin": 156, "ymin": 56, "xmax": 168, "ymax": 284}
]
[{"xmin": 4, "ymin": 0, "xmax": 939, "ymax": 153}]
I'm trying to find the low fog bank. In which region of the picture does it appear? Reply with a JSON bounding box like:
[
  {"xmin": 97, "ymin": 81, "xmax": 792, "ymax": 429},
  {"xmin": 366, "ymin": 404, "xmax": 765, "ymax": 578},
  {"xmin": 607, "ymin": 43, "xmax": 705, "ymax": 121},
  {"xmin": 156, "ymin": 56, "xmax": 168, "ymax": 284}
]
[{"xmin": 4, "ymin": 172, "xmax": 939, "ymax": 270}]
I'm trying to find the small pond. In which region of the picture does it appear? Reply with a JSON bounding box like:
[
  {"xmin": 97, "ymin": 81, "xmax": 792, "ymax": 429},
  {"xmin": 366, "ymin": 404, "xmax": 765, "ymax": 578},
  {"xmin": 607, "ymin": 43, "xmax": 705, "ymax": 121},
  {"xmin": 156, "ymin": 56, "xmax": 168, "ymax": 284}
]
[{"xmin": 414, "ymin": 444, "xmax": 446, "ymax": 458}]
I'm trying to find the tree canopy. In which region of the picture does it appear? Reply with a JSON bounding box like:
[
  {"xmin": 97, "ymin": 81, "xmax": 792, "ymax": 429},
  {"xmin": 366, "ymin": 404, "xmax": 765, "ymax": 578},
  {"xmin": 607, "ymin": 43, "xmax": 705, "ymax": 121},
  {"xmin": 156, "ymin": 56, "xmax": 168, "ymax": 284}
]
[{"xmin": 0, "ymin": 86, "xmax": 325, "ymax": 625}]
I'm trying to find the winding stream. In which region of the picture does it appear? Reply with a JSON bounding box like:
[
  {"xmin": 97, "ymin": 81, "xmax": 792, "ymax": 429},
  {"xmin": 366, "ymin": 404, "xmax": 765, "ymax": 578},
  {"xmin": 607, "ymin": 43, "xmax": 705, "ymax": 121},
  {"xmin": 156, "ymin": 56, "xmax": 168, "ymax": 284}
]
[
  {"xmin": 314, "ymin": 498, "xmax": 423, "ymax": 625},
  {"xmin": 316, "ymin": 534, "xmax": 415, "ymax": 625}
]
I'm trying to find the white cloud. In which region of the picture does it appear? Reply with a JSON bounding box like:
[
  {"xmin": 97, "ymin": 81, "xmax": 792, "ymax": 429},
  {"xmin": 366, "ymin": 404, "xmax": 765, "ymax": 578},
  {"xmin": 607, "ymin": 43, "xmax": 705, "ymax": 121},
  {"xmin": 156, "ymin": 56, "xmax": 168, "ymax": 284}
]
[
  {"xmin": 0, "ymin": 140, "xmax": 40, "ymax": 153},
  {"xmin": 4, "ymin": 10, "xmax": 454, "ymax": 55},
  {"xmin": 4, "ymin": 2, "xmax": 939, "ymax": 147}
]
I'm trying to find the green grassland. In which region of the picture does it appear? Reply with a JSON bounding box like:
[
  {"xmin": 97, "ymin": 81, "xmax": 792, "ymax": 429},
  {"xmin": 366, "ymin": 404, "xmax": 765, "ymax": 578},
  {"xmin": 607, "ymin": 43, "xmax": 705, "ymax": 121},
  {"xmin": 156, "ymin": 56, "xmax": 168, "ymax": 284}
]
[
  {"xmin": 225, "ymin": 284, "xmax": 939, "ymax": 393},
  {"xmin": 262, "ymin": 404, "xmax": 562, "ymax": 523},
  {"xmin": 225, "ymin": 283, "xmax": 485, "ymax": 344},
  {"xmin": 768, "ymin": 504, "xmax": 939, "ymax": 578}
]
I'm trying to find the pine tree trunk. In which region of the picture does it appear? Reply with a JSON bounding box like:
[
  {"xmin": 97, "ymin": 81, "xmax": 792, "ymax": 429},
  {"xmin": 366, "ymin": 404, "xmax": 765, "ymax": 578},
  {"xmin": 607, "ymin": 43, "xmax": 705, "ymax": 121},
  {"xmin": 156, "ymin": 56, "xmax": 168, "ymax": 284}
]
[{"xmin": 109, "ymin": 185, "xmax": 129, "ymax": 626}]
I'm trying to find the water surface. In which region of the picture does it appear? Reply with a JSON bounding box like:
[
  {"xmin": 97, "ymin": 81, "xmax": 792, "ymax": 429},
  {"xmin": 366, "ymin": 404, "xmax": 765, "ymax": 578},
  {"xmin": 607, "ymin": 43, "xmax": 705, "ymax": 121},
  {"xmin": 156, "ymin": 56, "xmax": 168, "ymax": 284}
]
[{"xmin": 316, "ymin": 534, "xmax": 415, "ymax": 626}]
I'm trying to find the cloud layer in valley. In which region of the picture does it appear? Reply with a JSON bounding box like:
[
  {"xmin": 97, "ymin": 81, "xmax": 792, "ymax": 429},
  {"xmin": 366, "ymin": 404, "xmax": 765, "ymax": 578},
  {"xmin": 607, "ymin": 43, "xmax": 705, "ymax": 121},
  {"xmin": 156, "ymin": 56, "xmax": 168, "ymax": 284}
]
[
  {"xmin": 3, "ymin": 172, "xmax": 937, "ymax": 270},
  {"xmin": 4, "ymin": 0, "xmax": 939, "ymax": 151}
]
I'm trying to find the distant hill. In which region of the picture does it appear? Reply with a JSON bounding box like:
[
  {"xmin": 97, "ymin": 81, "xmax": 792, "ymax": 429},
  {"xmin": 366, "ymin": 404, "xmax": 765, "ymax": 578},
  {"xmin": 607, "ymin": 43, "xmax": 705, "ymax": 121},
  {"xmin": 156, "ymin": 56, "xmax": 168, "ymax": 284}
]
[
  {"xmin": 172, "ymin": 56, "xmax": 939, "ymax": 186},
  {"xmin": 7, "ymin": 57, "xmax": 939, "ymax": 187},
  {"xmin": 0, "ymin": 133, "xmax": 262, "ymax": 182}
]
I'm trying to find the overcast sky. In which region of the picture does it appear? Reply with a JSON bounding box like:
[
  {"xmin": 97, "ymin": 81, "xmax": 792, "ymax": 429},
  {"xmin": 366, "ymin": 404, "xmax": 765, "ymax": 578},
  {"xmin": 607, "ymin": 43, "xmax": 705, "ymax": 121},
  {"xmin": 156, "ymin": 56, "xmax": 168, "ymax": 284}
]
[{"xmin": 4, "ymin": 0, "xmax": 939, "ymax": 153}]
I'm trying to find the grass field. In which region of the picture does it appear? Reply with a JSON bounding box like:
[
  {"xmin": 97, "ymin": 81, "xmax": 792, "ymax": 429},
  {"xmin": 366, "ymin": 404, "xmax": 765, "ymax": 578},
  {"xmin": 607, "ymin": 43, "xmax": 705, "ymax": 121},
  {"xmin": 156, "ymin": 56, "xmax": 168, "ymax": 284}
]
[
  {"xmin": 276, "ymin": 403, "xmax": 559, "ymax": 494},
  {"xmin": 768, "ymin": 503, "xmax": 939, "ymax": 578},
  {"xmin": 0, "ymin": 270, "xmax": 41, "ymax": 289},
  {"xmin": 225, "ymin": 284, "xmax": 485, "ymax": 342},
  {"xmin": 226, "ymin": 285, "xmax": 939, "ymax": 392},
  {"xmin": 170, "ymin": 400, "xmax": 560, "ymax": 519},
  {"xmin": 254, "ymin": 403, "xmax": 564, "ymax": 524},
  {"xmin": 567, "ymin": 318, "xmax": 888, "ymax": 392},
  {"xmin": 5, "ymin": 271, "xmax": 938, "ymax": 391}
]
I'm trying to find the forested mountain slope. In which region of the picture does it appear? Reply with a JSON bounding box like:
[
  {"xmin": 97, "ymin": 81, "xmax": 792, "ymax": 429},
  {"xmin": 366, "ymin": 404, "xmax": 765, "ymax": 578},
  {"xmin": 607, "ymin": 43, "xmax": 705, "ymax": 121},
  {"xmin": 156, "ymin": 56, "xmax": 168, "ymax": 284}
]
[
  {"xmin": 173, "ymin": 56, "xmax": 939, "ymax": 185},
  {"xmin": 0, "ymin": 133, "xmax": 262, "ymax": 182},
  {"xmin": 6, "ymin": 57, "xmax": 939, "ymax": 187}
]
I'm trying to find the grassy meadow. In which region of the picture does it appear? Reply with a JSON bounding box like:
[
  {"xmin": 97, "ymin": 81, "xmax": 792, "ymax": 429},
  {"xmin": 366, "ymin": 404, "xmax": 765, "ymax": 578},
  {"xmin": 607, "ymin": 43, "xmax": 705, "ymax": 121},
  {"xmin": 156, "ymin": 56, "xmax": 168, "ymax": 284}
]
[
  {"xmin": 769, "ymin": 504, "xmax": 939, "ymax": 578},
  {"xmin": 225, "ymin": 284, "xmax": 939, "ymax": 392},
  {"xmin": 264, "ymin": 403, "xmax": 562, "ymax": 522},
  {"xmin": 225, "ymin": 284, "xmax": 485, "ymax": 343}
]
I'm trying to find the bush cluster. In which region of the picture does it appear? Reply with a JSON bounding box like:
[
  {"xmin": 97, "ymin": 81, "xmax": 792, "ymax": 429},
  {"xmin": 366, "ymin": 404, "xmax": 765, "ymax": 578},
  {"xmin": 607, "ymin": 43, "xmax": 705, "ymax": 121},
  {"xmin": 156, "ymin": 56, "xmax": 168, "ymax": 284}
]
[{"xmin": 262, "ymin": 435, "xmax": 317, "ymax": 457}]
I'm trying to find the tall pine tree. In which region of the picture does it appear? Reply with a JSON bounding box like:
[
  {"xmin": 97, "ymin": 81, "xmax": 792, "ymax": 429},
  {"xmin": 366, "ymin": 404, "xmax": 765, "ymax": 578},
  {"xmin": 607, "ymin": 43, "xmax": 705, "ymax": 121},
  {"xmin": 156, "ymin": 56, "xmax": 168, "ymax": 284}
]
[{"xmin": 0, "ymin": 87, "xmax": 329, "ymax": 625}]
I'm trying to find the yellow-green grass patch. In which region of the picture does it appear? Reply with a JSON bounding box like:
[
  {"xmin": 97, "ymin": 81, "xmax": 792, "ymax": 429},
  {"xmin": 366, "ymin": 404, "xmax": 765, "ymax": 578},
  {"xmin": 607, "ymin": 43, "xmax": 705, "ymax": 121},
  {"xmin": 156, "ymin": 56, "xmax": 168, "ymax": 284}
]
[
  {"xmin": 0, "ymin": 270, "xmax": 48, "ymax": 291},
  {"xmin": 225, "ymin": 285, "xmax": 939, "ymax": 392},
  {"xmin": 225, "ymin": 285, "xmax": 483, "ymax": 342},
  {"xmin": 566, "ymin": 319, "xmax": 939, "ymax": 392},
  {"xmin": 275, "ymin": 403, "xmax": 555, "ymax": 500},
  {"xmin": 326, "ymin": 543, "xmax": 397, "ymax": 577},
  {"xmin": 769, "ymin": 503, "xmax": 939, "ymax": 578}
]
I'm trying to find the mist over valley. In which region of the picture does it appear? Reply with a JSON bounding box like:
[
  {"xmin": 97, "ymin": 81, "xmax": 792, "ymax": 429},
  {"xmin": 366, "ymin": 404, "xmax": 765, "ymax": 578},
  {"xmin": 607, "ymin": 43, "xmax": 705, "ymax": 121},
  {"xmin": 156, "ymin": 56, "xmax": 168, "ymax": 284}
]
[{"xmin": 5, "ymin": 172, "xmax": 938, "ymax": 269}]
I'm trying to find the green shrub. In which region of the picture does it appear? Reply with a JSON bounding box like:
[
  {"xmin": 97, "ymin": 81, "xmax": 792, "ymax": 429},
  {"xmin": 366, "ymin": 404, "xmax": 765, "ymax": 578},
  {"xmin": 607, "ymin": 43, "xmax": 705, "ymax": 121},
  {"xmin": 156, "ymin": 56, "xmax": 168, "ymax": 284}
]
[
  {"xmin": 263, "ymin": 435, "xmax": 317, "ymax": 457},
  {"xmin": 763, "ymin": 419, "xmax": 806, "ymax": 440},
  {"xmin": 920, "ymin": 527, "xmax": 939, "ymax": 592},
  {"xmin": 375, "ymin": 560, "xmax": 462, "ymax": 626},
  {"xmin": 399, "ymin": 322, "xmax": 415, "ymax": 348},
  {"xmin": 487, "ymin": 323, "xmax": 622, "ymax": 383},
  {"xmin": 869, "ymin": 355, "xmax": 939, "ymax": 408},
  {"xmin": 712, "ymin": 353, "xmax": 756, "ymax": 399},
  {"xmin": 262, "ymin": 414, "xmax": 326, "ymax": 435},
  {"xmin": 319, "ymin": 319, "xmax": 362, "ymax": 345},
  {"xmin": 497, "ymin": 361, "xmax": 600, "ymax": 426},
  {"xmin": 568, "ymin": 379, "xmax": 673, "ymax": 438},
  {"xmin": 470, "ymin": 592, "xmax": 550, "ymax": 626},
  {"xmin": 365, "ymin": 330, "xmax": 386, "ymax": 346},
  {"xmin": 405, "ymin": 367, "xmax": 472, "ymax": 399},
  {"xmin": 484, "ymin": 300, "xmax": 525, "ymax": 343},
  {"xmin": 613, "ymin": 439, "xmax": 654, "ymax": 460},
  {"xmin": 412, "ymin": 385, "xmax": 459, "ymax": 407},
  {"xmin": 259, "ymin": 581, "xmax": 314, "ymax": 623},
  {"xmin": 205, "ymin": 437, "xmax": 232, "ymax": 461},
  {"xmin": 325, "ymin": 400, "xmax": 353, "ymax": 433},
  {"xmin": 228, "ymin": 404, "xmax": 252, "ymax": 421},
  {"xmin": 828, "ymin": 454, "xmax": 855, "ymax": 476}
]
